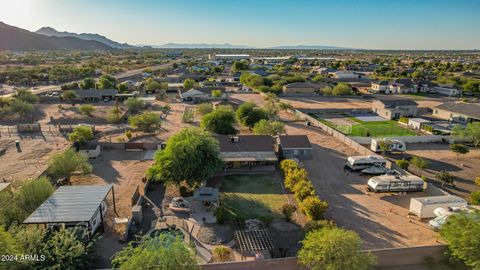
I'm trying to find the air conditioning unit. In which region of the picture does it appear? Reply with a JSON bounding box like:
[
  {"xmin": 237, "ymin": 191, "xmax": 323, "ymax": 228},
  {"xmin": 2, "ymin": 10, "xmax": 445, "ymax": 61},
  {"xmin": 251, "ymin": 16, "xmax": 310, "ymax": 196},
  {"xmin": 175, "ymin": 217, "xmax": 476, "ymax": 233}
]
[{"xmin": 230, "ymin": 136, "xmax": 239, "ymax": 143}]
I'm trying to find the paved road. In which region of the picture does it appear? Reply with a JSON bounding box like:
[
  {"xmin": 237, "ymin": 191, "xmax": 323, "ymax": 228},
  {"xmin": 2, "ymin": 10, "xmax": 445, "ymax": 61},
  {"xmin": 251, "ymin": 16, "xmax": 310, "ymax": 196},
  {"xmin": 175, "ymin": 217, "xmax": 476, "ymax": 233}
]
[{"xmin": 0, "ymin": 59, "xmax": 183, "ymax": 98}]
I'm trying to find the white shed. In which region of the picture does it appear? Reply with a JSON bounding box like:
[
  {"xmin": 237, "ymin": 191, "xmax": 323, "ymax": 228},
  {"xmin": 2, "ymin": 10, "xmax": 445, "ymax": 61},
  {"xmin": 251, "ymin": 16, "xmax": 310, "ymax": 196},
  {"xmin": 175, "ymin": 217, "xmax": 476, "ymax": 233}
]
[{"xmin": 408, "ymin": 118, "xmax": 430, "ymax": 130}]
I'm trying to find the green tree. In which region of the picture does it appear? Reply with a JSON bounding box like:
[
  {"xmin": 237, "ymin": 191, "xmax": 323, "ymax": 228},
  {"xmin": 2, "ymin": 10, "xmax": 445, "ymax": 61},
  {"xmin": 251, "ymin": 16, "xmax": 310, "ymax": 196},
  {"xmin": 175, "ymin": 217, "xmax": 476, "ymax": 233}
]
[
  {"xmin": 321, "ymin": 86, "xmax": 333, "ymax": 96},
  {"xmin": 293, "ymin": 180, "xmax": 316, "ymax": 202},
  {"xmin": 449, "ymin": 143, "xmax": 469, "ymax": 160},
  {"xmin": 201, "ymin": 106, "xmax": 237, "ymax": 135},
  {"xmin": 129, "ymin": 112, "xmax": 162, "ymax": 132},
  {"xmin": 98, "ymin": 74, "xmax": 117, "ymax": 89},
  {"xmin": 396, "ymin": 159, "xmax": 409, "ymax": 170},
  {"xmin": 312, "ymin": 74, "xmax": 326, "ymax": 82},
  {"xmin": 183, "ymin": 79, "xmax": 196, "ymax": 90},
  {"xmin": 378, "ymin": 139, "xmax": 392, "ymax": 154},
  {"xmin": 211, "ymin": 89, "xmax": 223, "ymax": 98},
  {"xmin": 0, "ymin": 226, "xmax": 19, "ymax": 269},
  {"xmin": 8, "ymin": 99, "xmax": 34, "ymax": 119},
  {"xmin": 252, "ymin": 119, "xmax": 285, "ymax": 135},
  {"xmin": 0, "ymin": 177, "xmax": 54, "ymax": 227},
  {"xmin": 452, "ymin": 123, "xmax": 480, "ymax": 147},
  {"xmin": 196, "ymin": 103, "xmax": 213, "ymax": 115},
  {"xmin": 13, "ymin": 89, "xmax": 39, "ymax": 103},
  {"xmin": 332, "ymin": 83, "xmax": 353, "ymax": 96},
  {"xmin": 436, "ymin": 170, "xmax": 455, "ymax": 187},
  {"xmin": 298, "ymin": 227, "xmax": 376, "ymax": 270},
  {"xmin": 125, "ymin": 98, "xmax": 145, "ymax": 114},
  {"xmin": 236, "ymin": 102, "xmax": 268, "ymax": 127},
  {"xmin": 107, "ymin": 107, "xmax": 122, "ymax": 124},
  {"xmin": 232, "ymin": 61, "xmax": 249, "ymax": 72},
  {"xmin": 117, "ymin": 83, "xmax": 129, "ymax": 93},
  {"xmin": 280, "ymin": 203, "xmax": 297, "ymax": 222},
  {"xmin": 68, "ymin": 125, "xmax": 94, "ymax": 144},
  {"xmin": 147, "ymin": 128, "xmax": 223, "ymax": 186},
  {"xmin": 81, "ymin": 77, "xmax": 95, "ymax": 89},
  {"xmin": 79, "ymin": 104, "xmax": 95, "ymax": 116},
  {"xmin": 62, "ymin": 90, "xmax": 77, "ymax": 103},
  {"xmin": 47, "ymin": 148, "xmax": 92, "ymax": 179},
  {"xmin": 440, "ymin": 211, "xmax": 480, "ymax": 269},
  {"xmin": 410, "ymin": 156, "xmax": 429, "ymax": 176},
  {"xmin": 145, "ymin": 79, "xmax": 163, "ymax": 92},
  {"xmin": 112, "ymin": 235, "xmax": 199, "ymax": 270}
]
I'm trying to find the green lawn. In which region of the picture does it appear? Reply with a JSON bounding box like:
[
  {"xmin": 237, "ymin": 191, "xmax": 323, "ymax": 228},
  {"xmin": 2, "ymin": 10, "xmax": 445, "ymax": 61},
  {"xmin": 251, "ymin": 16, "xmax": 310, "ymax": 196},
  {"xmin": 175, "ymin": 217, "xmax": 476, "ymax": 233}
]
[
  {"xmin": 310, "ymin": 114, "xmax": 417, "ymax": 137},
  {"xmin": 217, "ymin": 174, "xmax": 287, "ymax": 222}
]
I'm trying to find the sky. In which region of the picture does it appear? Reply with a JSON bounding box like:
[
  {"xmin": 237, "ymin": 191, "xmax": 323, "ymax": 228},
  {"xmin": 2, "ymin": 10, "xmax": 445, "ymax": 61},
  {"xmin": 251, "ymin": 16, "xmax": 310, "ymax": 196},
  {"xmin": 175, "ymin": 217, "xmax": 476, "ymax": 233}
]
[{"xmin": 1, "ymin": 0, "xmax": 480, "ymax": 50}]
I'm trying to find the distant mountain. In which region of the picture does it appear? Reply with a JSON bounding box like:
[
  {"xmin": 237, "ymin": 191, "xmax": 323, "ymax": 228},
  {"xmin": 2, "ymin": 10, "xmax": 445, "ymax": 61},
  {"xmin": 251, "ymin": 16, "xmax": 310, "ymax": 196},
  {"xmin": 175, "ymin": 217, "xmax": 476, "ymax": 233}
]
[
  {"xmin": 36, "ymin": 26, "xmax": 136, "ymax": 49},
  {"xmin": 150, "ymin": 43, "xmax": 252, "ymax": 49},
  {"xmin": 0, "ymin": 22, "xmax": 113, "ymax": 51},
  {"xmin": 267, "ymin": 45, "xmax": 354, "ymax": 50}
]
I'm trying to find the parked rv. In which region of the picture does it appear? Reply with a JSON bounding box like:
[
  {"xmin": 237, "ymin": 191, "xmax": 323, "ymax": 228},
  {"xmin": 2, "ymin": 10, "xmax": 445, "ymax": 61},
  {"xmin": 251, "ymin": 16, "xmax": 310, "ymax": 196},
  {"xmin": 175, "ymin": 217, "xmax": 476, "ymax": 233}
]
[
  {"xmin": 428, "ymin": 205, "xmax": 480, "ymax": 231},
  {"xmin": 367, "ymin": 175, "xmax": 425, "ymax": 192},
  {"xmin": 345, "ymin": 155, "xmax": 387, "ymax": 171},
  {"xmin": 409, "ymin": 195, "xmax": 468, "ymax": 219},
  {"xmin": 371, "ymin": 139, "xmax": 406, "ymax": 153}
]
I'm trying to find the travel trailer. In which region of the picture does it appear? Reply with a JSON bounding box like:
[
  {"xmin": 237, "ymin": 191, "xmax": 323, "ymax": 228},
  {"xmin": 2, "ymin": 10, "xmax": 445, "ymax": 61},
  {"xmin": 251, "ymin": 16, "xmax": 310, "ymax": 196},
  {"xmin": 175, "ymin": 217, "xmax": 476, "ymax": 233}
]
[
  {"xmin": 367, "ymin": 175, "xmax": 425, "ymax": 192},
  {"xmin": 345, "ymin": 155, "xmax": 387, "ymax": 171},
  {"xmin": 409, "ymin": 195, "xmax": 468, "ymax": 219},
  {"xmin": 371, "ymin": 139, "xmax": 406, "ymax": 152},
  {"xmin": 429, "ymin": 205, "xmax": 480, "ymax": 230}
]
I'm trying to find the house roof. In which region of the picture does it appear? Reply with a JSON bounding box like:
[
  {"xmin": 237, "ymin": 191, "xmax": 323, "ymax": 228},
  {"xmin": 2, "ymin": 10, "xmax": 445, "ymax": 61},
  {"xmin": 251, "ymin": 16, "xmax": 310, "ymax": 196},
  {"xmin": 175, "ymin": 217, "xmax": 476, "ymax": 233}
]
[
  {"xmin": 284, "ymin": 82, "xmax": 327, "ymax": 89},
  {"xmin": 435, "ymin": 102, "xmax": 480, "ymax": 119},
  {"xmin": 377, "ymin": 99, "xmax": 418, "ymax": 108},
  {"xmin": 23, "ymin": 185, "xmax": 112, "ymax": 224},
  {"xmin": 73, "ymin": 89, "xmax": 117, "ymax": 98},
  {"xmin": 278, "ymin": 135, "xmax": 312, "ymax": 149},
  {"xmin": 216, "ymin": 135, "xmax": 275, "ymax": 152}
]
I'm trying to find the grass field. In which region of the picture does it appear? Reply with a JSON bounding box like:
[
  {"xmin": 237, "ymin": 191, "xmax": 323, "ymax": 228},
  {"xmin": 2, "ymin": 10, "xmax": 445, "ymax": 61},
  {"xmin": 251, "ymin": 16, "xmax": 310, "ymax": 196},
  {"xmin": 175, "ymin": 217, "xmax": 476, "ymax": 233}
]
[
  {"xmin": 313, "ymin": 114, "xmax": 417, "ymax": 137},
  {"xmin": 218, "ymin": 174, "xmax": 287, "ymax": 221}
]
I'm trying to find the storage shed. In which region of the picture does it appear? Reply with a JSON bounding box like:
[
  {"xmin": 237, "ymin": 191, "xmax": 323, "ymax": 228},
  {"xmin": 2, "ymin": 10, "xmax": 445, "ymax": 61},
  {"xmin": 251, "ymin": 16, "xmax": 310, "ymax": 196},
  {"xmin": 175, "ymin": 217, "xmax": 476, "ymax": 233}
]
[{"xmin": 409, "ymin": 195, "xmax": 467, "ymax": 219}]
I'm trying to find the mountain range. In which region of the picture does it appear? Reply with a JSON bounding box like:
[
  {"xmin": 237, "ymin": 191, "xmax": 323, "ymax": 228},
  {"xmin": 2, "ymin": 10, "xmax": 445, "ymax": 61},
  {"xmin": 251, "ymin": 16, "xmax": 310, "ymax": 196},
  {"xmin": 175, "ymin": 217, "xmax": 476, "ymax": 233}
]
[
  {"xmin": 36, "ymin": 26, "xmax": 136, "ymax": 49},
  {"xmin": 0, "ymin": 22, "xmax": 353, "ymax": 51}
]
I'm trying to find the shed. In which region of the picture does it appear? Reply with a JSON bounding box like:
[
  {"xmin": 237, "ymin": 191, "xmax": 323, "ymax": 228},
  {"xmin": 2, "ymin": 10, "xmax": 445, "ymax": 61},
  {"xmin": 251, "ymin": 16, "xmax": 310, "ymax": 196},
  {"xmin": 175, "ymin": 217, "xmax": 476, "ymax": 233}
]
[
  {"xmin": 408, "ymin": 118, "xmax": 430, "ymax": 130},
  {"xmin": 276, "ymin": 135, "xmax": 313, "ymax": 160},
  {"xmin": 23, "ymin": 185, "xmax": 115, "ymax": 235}
]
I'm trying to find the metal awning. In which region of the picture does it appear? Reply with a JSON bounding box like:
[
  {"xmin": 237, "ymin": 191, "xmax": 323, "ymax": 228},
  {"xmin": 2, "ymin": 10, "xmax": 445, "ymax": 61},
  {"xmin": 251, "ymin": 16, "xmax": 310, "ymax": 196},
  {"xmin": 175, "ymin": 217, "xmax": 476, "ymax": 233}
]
[{"xmin": 24, "ymin": 185, "xmax": 113, "ymax": 224}]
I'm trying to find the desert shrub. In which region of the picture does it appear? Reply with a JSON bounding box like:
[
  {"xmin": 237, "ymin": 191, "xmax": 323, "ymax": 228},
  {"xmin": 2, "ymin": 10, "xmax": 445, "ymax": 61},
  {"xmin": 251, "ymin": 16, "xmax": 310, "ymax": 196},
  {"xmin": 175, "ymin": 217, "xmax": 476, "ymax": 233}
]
[
  {"xmin": 470, "ymin": 190, "xmax": 480, "ymax": 205},
  {"xmin": 300, "ymin": 196, "xmax": 328, "ymax": 221},
  {"xmin": 396, "ymin": 159, "xmax": 409, "ymax": 170},
  {"xmin": 213, "ymin": 246, "xmax": 233, "ymax": 262},
  {"xmin": 303, "ymin": 220, "xmax": 336, "ymax": 233},
  {"xmin": 293, "ymin": 180, "xmax": 316, "ymax": 202},
  {"xmin": 280, "ymin": 203, "xmax": 297, "ymax": 222}
]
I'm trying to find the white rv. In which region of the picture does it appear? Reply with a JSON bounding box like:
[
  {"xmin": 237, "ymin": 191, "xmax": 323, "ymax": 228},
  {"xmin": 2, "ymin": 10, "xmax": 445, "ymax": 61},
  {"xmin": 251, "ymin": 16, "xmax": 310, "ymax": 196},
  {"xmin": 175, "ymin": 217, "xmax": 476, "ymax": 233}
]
[
  {"xmin": 371, "ymin": 139, "xmax": 406, "ymax": 152},
  {"xmin": 429, "ymin": 205, "xmax": 480, "ymax": 231},
  {"xmin": 367, "ymin": 175, "xmax": 425, "ymax": 192},
  {"xmin": 409, "ymin": 195, "xmax": 468, "ymax": 219},
  {"xmin": 345, "ymin": 155, "xmax": 387, "ymax": 171}
]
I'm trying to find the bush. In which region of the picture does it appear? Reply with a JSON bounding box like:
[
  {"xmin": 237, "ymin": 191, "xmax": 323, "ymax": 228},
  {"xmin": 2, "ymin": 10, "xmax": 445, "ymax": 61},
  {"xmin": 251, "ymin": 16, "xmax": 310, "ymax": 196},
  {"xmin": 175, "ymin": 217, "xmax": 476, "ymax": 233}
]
[
  {"xmin": 280, "ymin": 203, "xmax": 297, "ymax": 222},
  {"xmin": 470, "ymin": 190, "xmax": 480, "ymax": 205},
  {"xmin": 68, "ymin": 125, "xmax": 93, "ymax": 144},
  {"xmin": 196, "ymin": 103, "xmax": 213, "ymax": 115},
  {"xmin": 436, "ymin": 170, "xmax": 455, "ymax": 187},
  {"xmin": 129, "ymin": 112, "xmax": 162, "ymax": 132},
  {"xmin": 79, "ymin": 104, "xmax": 95, "ymax": 116},
  {"xmin": 284, "ymin": 168, "xmax": 308, "ymax": 190},
  {"xmin": 475, "ymin": 176, "xmax": 480, "ymax": 187},
  {"xmin": 215, "ymin": 206, "xmax": 227, "ymax": 224},
  {"xmin": 303, "ymin": 220, "xmax": 336, "ymax": 233},
  {"xmin": 396, "ymin": 159, "xmax": 409, "ymax": 170},
  {"xmin": 300, "ymin": 196, "xmax": 328, "ymax": 221},
  {"xmin": 280, "ymin": 159, "xmax": 300, "ymax": 176},
  {"xmin": 213, "ymin": 246, "xmax": 233, "ymax": 262},
  {"xmin": 293, "ymin": 180, "xmax": 316, "ymax": 202}
]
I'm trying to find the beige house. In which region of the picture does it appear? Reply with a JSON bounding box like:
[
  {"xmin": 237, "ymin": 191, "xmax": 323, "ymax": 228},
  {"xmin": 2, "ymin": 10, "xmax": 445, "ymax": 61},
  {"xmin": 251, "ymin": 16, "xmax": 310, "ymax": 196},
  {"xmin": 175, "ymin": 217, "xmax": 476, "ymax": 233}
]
[
  {"xmin": 282, "ymin": 82, "xmax": 328, "ymax": 94},
  {"xmin": 372, "ymin": 99, "xmax": 418, "ymax": 120},
  {"xmin": 433, "ymin": 102, "xmax": 480, "ymax": 124}
]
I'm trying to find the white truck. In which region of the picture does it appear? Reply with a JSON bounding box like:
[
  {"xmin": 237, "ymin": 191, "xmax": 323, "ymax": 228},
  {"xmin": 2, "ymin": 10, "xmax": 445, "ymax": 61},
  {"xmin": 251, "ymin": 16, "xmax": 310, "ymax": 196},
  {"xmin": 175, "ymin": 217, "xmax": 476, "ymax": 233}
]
[{"xmin": 409, "ymin": 195, "xmax": 468, "ymax": 219}]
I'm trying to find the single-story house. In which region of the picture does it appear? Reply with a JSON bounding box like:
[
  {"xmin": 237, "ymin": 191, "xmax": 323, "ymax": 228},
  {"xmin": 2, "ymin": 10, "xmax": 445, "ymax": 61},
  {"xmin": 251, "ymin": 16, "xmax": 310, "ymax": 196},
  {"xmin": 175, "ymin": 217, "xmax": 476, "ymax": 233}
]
[
  {"xmin": 433, "ymin": 102, "xmax": 480, "ymax": 124},
  {"xmin": 372, "ymin": 99, "xmax": 418, "ymax": 120},
  {"xmin": 23, "ymin": 185, "xmax": 115, "ymax": 236},
  {"xmin": 431, "ymin": 86, "xmax": 462, "ymax": 96},
  {"xmin": 282, "ymin": 82, "xmax": 328, "ymax": 94},
  {"xmin": 275, "ymin": 135, "xmax": 312, "ymax": 160},
  {"xmin": 72, "ymin": 89, "xmax": 118, "ymax": 102},
  {"xmin": 329, "ymin": 71, "xmax": 366, "ymax": 79},
  {"xmin": 370, "ymin": 81, "xmax": 389, "ymax": 93},
  {"xmin": 179, "ymin": 87, "xmax": 227, "ymax": 103},
  {"xmin": 216, "ymin": 135, "xmax": 278, "ymax": 172}
]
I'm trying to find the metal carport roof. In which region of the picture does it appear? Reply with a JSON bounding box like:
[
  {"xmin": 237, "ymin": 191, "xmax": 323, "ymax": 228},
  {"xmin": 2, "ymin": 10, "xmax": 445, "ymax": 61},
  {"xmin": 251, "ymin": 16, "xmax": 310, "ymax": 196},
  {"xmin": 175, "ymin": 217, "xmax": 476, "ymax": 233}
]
[{"xmin": 23, "ymin": 185, "xmax": 113, "ymax": 224}]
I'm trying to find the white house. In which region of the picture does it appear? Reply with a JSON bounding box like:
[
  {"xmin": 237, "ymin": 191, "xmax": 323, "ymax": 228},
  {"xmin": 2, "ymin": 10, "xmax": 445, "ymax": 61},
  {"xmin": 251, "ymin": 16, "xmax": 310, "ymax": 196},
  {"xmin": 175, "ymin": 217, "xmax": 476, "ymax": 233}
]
[
  {"xmin": 329, "ymin": 71, "xmax": 365, "ymax": 79},
  {"xmin": 431, "ymin": 86, "xmax": 461, "ymax": 96}
]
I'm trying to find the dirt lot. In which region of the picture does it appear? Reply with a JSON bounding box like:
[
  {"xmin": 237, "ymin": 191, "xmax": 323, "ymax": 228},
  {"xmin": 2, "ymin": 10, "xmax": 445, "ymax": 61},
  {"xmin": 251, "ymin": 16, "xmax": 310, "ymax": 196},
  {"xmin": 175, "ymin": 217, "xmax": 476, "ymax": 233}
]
[
  {"xmin": 0, "ymin": 133, "xmax": 70, "ymax": 184},
  {"xmin": 36, "ymin": 102, "xmax": 127, "ymax": 125},
  {"xmin": 403, "ymin": 143, "xmax": 480, "ymax": 199},
  {"xmin": 70, "ymin": 150, "xmax": 153, "ymax": 222},
  {"xmin": 283, "ymin": 121, "xmax": 440, "ymax": 249}
]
